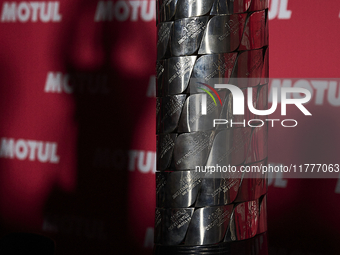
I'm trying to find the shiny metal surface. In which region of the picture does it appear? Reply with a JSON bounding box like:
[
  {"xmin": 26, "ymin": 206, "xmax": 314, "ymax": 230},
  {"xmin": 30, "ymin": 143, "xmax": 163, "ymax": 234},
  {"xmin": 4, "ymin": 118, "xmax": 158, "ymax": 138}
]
[
  {"xmin": 217, "ymin": 92, "xmax": 234, "ymax": 129},
  {"xmin": 177, "ymin": 93, "xmax": 221, "ymax": 132},
  {"xmin": 154, "ymin": 208, "xmax": 163, "ymax": 244},
  {"xmin": 264, "ymin": 13, "xmax": 269, "ymax": 45},
  {"xmin": 179, "ymin": 82, "xmax": 270, "ymax": 133},
  {"xmin": 155, "ymin": 208, "xmax": 195, "ymax": 245},
  {"xmin": 198, "ymin": 14, "xmax": 247, "ymax": 54},
  {"xmin": 191, "ymin": 53, "xmax": 237, "ymax": 82},
  {"xmin": 186, "ymin": 205, "xmax": 233, "ymax": 245},
  {"xmin": 156, "ymin": 170, "xmax": 202, "ymax": 208},
  {"xmin": 235, "ymin": 160, "xmax": 267, "ymax": 203},
  {"xmin": 210, "ymin": 0, "xmax": 252, "ymax": 15},
  {"xmin": 157, "ymin": 125, "xmax": 267, "ymax": 167},
  {"xmin": 156, "ymin": 95, "xmax": 187, "ymax": 134},
  {"xmin": 256, "ymin": 84, "xmax": 268, "ymax": 114},
  {"xmin": 175, "ymin": 0, "xmax": 215, "ymax": 19},
  {"xmin": 171, "ymin": 16, "xmax": 209, "ymax": 56},
  {"xmin": 157, "ymin": 0, "xmax": 178, "ymax": 23},
  {"xmin": 156, "ymin": 170, "xmax": 245, "ymax": 208},
  {"xmin": 245, "ymin": 125, "xmax": 268, "ymax": 164},
  {"xmin": 249, "ymin": 0, "xmax": 268, "ymax": 12},
  {"xmin": 156, "ymin": 60, "xmax": 165, "ymax": 81},
  {"xmin": 261, "ymin": 47, "xmax": 269, "ymax": 85},
  {"xmin": 158, "ymin": 56, "xmax": 196, "ymax": 96},
  {"xmin": 156, "ymin": 61, "xmax": 165, "ymax": 97},
  {"xmin": 155, "ymin": 0, "xmax": 268, "ymax": 249},
  {"xmin": 195, "ymin": 171, "xmax": 242, "ymax": 207},
  {"xmin": 257, "ymin": 195, "xmax": 267, "ymax": 234},
  {"xmin": 157, "ymin": 22, "xmax": 173, "ymax": 60},
  {"xmin": 157, "ymin": 134, "xmax": 177, "ymax": 170},
  {"xmin": 239, "ymin": 10, "xmax": 266, "ymax": 51},
  {"xmin": 230, "ymin": 48, "xmax": 264, "ymax": 88},
  {"xmin": 225, "ymin": 199, "xmax": 259, "ymax": 241},
  {"xmin": 173, "ymin": 131, "xmax": 213, "ymax": 170},
  {"xmin": 232, "ymin": 84, "xmax": 267, "ymax": 125},
  {"xmin": 206, "ymin": 128, "xmax": 253, "ymax": 167}
]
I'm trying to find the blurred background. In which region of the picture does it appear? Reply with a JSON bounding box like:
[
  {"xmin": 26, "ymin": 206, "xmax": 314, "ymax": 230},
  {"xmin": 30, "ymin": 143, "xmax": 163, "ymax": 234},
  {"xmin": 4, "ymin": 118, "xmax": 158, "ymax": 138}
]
[{"xmin": 0, "ymin": 0, "xmax": 339, "ymax": 254}]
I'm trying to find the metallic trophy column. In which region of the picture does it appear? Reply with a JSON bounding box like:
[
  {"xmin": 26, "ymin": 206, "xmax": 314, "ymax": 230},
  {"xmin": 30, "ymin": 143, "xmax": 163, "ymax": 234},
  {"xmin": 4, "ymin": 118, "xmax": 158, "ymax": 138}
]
[{"xmin": 155, "ymin": 0, "xmax": 268, "ymax": 254}]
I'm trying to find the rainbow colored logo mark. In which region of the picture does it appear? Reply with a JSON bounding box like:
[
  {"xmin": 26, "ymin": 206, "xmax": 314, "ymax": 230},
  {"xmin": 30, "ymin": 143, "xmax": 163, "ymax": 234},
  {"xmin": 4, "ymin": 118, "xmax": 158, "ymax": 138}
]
[{"xmin": 197, "ymin": 82, "xmax": 223, "ymax": 114}]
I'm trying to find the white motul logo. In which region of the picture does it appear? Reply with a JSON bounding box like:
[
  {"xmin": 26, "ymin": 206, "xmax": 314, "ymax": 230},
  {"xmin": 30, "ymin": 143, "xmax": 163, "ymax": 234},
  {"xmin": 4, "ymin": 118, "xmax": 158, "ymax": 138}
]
[
  {"xmin": 94, "ymin": 1, "xmax": 155, "ymax": 22},
  {"xmin": 269, "ymin": 79, "xmax": 340, "ymax": 106},
  {"xmin": 44, "ymin": 72, "xmax": 110, "ymax": 94},
  {"xmin": 0, "ymin": 138, "xmax": 60, "ymax": 163},
  {"xmin": 128, "ymin": 150, "xmax": 156, "ymax": 173},
  {"xmin": 269, "ymin": 0, "xmax": 292, "ymax": 20},
  {"xmin": 92, "ymin": 148, "xmax": 156, "ymax": 173},
  {"xmin": 1, "ymin": 1, "xmax": 62, "ymax": 22},
  {"xmin": 202, "ymin": 84, "xmax": 312, "ymax": 116}
]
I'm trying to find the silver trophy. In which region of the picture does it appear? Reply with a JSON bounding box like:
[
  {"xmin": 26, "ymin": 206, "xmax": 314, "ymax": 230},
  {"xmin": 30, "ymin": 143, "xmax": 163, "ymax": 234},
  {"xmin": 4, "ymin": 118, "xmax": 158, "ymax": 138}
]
[{"xmin": 155, "ymin": 0, "xmax": 268, "ymax": 254}]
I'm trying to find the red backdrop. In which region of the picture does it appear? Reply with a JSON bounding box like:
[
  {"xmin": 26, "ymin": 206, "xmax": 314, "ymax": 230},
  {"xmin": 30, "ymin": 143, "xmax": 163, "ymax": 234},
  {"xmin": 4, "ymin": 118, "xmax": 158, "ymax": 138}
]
[{"xmin": 0, "ymin": 0, "xmax": 339, "ymax": 254}]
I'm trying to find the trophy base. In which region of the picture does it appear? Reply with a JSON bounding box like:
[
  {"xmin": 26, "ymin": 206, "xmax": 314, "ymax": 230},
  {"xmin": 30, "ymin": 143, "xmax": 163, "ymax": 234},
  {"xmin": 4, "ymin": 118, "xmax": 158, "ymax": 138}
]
[{"xmin": 154, "ymin": 232, "xmax": 268, "ymax": 255}]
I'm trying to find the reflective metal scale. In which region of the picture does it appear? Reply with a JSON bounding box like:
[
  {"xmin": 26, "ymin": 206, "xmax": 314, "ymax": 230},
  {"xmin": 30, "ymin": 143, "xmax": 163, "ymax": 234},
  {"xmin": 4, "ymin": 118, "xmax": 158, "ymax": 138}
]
[{"xmin": 155, "ymin": 1, "xmax": 269, "ymax": 254}]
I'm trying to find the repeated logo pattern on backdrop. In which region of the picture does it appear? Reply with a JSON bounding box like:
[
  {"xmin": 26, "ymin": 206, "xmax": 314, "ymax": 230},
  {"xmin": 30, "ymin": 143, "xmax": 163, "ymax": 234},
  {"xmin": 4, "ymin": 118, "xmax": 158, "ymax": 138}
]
[{"xmin": 0, "ymin": 0, "xmax": 339, "ymax": 254}]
